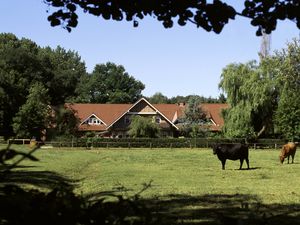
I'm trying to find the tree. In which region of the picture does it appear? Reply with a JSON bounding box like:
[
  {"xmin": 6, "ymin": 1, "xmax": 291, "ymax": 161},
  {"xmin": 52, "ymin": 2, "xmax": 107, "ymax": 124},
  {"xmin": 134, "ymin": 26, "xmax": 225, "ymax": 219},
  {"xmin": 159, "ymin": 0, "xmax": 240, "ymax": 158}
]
[
  {"xmin": 77, "ymin": 62, "xmax": 145, "ymax": 103},
  {"xmin": 0, "ymin": 33, "xmax": 45, "ymax": 138},
  {"xmin": 0, "ymin": 33, "xmax": 87, "ymax": 138},
  {"xmin": 147, "ymin": 92, "xmax": 169, "ymax": 104},
  {"xmin": 44, "ymin": 0, "xmax": 300, "ymax": 35},
  {"xmin": 273, "ymin": 39, "xmax": 300, "ymax": 140},
  {"xmin": 275, "ymin": 87, "xmax": 300, "ymax": 140},
  {"xmin": 168, "ymin": 95, "xmax": 220, "ymax": 104},
  {"xmin": 184, "ymin": 96, "xmax": 207, "ymax": 124},
  {"xmin": 219, "ymin": 61, "xmax": 278, "ymax": 138},
  {"xmin": 49, "ymin": 105, "xmax": 80, "ymax": 139},
  {"xmin": 218, "ymin": 93, "xmax": 227, "ymax": 103},
  {"xmin": 220, "ymin": 39, "xmax": 300, "ymax": 139},
  {"xmin": 179, "ymin": 96, "xmax": 209, "ymax": 137},
  {"xmin": 12, "ymin": 83, "xmax": 50, "ymax": 140},
  {"xmin": 39, "ymin": 46, "xmax": 87, "ymax": 105},
  {"xmin": 128, "ymin": 116, "xmax": 160, "ymax": 138}
]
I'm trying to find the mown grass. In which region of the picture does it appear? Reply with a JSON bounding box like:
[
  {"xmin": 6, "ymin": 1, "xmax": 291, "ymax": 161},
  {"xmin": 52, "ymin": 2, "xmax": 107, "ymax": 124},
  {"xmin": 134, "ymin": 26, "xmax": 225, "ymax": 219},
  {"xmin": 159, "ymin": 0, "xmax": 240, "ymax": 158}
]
[{"xmin": 6, "ymin": 145, "xmax": 300, "ymax": 205}]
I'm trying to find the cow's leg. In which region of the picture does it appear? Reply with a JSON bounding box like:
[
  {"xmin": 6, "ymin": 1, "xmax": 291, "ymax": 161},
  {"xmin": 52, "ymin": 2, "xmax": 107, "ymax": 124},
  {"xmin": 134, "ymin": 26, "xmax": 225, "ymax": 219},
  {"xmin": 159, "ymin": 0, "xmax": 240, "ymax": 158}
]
[
  {"xmin": 245, "ymin": 158, "xmax": 250, "ymax": 169},
  {"xmin": 221, "ymin": 159, "xmax": 226, "ymax": 170},
  {"xmin": 239, "ymin": 159, "xmax": 244, "ymax": 170},
  {"xmin": 287, "ymin": 155, "xmax": 290, "ymax": 164},
  {"xmin": 291, "ymin": 153, "xmax": 295, "ymax": 163}
]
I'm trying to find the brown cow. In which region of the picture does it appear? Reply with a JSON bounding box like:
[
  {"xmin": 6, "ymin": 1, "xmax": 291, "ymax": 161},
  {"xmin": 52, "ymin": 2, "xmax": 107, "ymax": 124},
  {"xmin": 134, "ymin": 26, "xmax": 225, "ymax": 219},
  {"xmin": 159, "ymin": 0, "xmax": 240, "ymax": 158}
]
[{"xmin": 279, "ymin": 142, "xmax": 297, "ymax": 164}]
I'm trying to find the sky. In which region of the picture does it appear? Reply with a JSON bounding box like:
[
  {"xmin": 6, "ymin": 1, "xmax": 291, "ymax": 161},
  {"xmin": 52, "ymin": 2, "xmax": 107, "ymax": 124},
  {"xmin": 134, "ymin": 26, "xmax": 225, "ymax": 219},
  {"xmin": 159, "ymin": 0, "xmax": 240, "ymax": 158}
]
[{"xmin": 1, "ymin": 1, "xmax": 300, "ymax": 98}]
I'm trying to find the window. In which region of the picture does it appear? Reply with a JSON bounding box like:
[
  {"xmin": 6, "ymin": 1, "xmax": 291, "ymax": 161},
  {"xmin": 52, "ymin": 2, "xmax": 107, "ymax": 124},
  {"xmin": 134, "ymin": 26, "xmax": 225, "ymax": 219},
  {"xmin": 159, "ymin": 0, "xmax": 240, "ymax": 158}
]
[
  {"xmin": 155, "ymin": 116, "xmax": 161, "ymax": 123},
  {"xmin": 124, "ymin": 115, "xmax": 131, "ymax": 124},
  {"xmin": 87, "ymin": 116, "xmax": 102, "ymax": 125}
]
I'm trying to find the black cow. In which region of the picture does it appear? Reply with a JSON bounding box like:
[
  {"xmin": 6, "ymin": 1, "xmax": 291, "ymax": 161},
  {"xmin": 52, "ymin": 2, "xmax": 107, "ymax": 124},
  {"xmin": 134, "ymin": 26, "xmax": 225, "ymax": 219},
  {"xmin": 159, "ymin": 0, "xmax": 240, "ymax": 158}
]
[{"xmin": 213, "ymin": 143, "xmax": 250, "ymax": 170}]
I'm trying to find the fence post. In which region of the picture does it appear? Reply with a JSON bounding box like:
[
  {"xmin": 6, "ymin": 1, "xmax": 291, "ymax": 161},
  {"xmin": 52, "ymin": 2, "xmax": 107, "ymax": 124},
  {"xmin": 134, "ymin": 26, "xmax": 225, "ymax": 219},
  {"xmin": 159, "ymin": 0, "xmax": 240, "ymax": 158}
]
[
  {"xmin": 128, "ymin": 142, "xmax": 131, "ymax": 149},
  {"xmin": 150, "ymin": 142, "xmax": 152, "ymax": 149}
]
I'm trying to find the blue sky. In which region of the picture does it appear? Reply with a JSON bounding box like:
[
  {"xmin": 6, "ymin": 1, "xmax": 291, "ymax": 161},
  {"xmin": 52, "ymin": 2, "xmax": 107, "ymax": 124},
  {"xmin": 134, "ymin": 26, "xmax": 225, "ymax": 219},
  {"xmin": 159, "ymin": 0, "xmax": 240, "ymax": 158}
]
[{"xmin": 1, "ymin": 1, "xmax": 300, "ymax": 98}]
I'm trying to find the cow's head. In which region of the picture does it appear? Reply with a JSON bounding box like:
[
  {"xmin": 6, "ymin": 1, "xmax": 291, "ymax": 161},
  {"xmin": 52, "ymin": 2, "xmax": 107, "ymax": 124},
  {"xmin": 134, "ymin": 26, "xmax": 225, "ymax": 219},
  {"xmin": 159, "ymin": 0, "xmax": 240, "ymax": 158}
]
[
  {"xmin": 279, "ymin": 155, "xmax": 284, "ymax": 164},
  {"xmin": 279, "ymin": 146, "xmax": 286, "ymax": 164},
  {"xmin": 212, "ymin": 145, "xmax": 221, "ymax": 155}
]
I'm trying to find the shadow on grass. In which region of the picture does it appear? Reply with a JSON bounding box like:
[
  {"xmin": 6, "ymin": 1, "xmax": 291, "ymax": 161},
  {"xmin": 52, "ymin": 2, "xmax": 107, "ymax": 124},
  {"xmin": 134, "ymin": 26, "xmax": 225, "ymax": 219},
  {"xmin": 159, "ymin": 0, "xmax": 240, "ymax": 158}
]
[
  {"xmin": 137, "ymin": 193, "xmax": 300, "ymax": 225},
  {"xmin": 0, "ymin": 169, "xmax": 78, "ymax": 190},
  {"xmin": 1, "ymin": 170, "xmax": 300, "ymax": 225},
  {"xmin": 235, "ymin": 167, "xmax": 262, "ymax": 171}
]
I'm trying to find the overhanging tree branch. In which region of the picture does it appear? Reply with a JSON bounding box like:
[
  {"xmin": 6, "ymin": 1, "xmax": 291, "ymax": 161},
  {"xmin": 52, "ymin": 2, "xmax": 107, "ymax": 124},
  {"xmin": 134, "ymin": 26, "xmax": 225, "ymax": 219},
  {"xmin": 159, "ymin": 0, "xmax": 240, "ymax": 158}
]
[{"xmin": 43, "ymin": 0, "xmax": 300, "ymax": 35}]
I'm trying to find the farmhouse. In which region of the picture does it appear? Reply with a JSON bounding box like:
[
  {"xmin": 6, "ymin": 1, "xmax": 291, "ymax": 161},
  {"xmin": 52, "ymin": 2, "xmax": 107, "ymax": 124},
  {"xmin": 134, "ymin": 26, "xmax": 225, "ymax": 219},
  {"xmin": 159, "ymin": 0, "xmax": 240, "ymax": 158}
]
[{"xmin": 67, "ymin": 98, "xmax": 228, "ymax": 138}]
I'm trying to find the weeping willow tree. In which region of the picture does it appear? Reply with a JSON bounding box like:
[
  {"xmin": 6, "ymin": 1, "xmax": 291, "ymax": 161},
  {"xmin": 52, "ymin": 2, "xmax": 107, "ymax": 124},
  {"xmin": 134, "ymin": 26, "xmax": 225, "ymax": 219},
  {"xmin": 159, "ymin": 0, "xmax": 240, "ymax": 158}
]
[
  {"xmin": 219, "ymin": 39, "xmax": 300, "ymax": 140},
  {"xmin": 219, "ymin": 60, "xmax": 279, "ymax": 138}
]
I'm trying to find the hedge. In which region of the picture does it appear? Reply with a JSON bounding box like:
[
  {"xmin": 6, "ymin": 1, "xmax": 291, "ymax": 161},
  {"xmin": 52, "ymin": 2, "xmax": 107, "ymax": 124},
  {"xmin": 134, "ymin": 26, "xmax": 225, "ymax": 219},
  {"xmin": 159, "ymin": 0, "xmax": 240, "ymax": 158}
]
[{"xmin": 43, "ymin": 138, "xmax": 287, "ymax": 149}]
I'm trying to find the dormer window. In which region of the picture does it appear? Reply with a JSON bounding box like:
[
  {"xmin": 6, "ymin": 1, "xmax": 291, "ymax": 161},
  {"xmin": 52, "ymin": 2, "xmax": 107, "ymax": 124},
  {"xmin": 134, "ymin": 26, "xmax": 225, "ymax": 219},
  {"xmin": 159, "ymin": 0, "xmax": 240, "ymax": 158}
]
[{"xmin": 87, "ymin": 116, "xmax": 103, "ymax": 125}]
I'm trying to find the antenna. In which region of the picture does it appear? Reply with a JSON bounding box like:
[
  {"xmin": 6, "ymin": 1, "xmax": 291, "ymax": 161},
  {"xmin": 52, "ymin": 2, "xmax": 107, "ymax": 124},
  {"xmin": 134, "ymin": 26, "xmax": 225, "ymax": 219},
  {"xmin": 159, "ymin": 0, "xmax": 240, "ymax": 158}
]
[{"xmin": 260, "ymin": 30, "xmax": 271, "ymax": 59}]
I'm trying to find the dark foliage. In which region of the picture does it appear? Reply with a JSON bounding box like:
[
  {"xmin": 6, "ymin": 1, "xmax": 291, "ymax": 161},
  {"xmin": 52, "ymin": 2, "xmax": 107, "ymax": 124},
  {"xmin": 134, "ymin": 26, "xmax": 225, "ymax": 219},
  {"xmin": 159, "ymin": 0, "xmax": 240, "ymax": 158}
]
[
  {"xmin": 44, "ymin": 0, "xmax": 300, "ymax": 35},
  {"xmin": 0, "ymin": 33, "xmax": 86, "ymax": 139}
]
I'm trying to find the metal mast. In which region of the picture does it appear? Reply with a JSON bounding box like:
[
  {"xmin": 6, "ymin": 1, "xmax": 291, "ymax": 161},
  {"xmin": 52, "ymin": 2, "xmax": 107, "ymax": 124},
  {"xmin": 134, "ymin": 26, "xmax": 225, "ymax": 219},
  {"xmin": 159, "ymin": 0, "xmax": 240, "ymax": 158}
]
[{"xmin": 260, "ymin": 30, "xmax": 271, "ymax": 59}]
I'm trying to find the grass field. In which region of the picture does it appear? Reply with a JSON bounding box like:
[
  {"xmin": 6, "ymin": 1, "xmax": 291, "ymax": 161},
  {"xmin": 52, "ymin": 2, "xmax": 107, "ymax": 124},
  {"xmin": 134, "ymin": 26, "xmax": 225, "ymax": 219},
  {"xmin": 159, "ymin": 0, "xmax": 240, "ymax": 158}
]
[{"xmin": 3, "ymin": 145, "xmax": 300, "ymax": 224}]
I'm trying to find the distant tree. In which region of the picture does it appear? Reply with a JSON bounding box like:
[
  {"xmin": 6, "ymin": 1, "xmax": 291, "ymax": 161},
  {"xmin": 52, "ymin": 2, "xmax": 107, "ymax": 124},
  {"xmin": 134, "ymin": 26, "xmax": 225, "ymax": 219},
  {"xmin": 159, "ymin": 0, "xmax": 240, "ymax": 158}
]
[
  {"xmin": 12, "ymin": 83, "xmax": 50, "ymax": 140},
  {"xmin": 218, "ymin": 93, "xmax": 227, "ymax": 103},
  {"xmin": 168, "ymin": 95, "xmax": 220, "ymax": 104},
  {"xmin": 77, "ymin": 62, "xmax": 145, "ymax": 103},
  {"xmin": 168, "ymin": 95, "xmax": 188, "ymax": 104},
  {"xmin": 45, "ymin": 0, "xmax": 300, "ymax": 36},
  {"xmin": 147, "ymin": 92, "xmax": 169, "ymax": 104},
  {"xmin": 128, "ymin": 116, "xmax": 160, "ymax": 138}
]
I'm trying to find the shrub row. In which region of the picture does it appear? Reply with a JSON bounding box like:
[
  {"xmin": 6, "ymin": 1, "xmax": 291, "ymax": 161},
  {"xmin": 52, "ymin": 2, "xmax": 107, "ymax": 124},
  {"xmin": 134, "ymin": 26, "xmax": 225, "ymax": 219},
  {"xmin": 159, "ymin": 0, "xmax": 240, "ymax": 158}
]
[{"xmin": 45, "ymin": 138, "xmax": 286, "ymax": 149}]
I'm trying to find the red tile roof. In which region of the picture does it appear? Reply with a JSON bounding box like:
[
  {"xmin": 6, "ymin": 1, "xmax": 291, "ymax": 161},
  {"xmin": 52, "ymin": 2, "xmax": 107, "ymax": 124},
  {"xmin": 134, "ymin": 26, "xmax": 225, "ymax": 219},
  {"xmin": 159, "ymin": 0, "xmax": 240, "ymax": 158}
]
[
  {"xmin": 67, "ymin": 100, "xmax": 228, "ymax": 132},
  {"xmin": 67, "ymin": 103, "xmax": 132, "ymax": 130},
  {"xmin": 201, "ymin": 103, "xmax": 229, "ymax": 128},
  {"xmin": 153, "ymin": 104, "xmax": 185, "ymax": 122}
]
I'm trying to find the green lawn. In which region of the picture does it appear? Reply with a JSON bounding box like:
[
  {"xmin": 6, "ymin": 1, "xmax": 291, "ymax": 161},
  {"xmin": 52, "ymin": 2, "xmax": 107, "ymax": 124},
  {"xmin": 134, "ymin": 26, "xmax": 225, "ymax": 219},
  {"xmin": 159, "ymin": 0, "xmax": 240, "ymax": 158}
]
[{"xmin": 3, "ymin": 145, "xmax": 300, "ymax": 224}]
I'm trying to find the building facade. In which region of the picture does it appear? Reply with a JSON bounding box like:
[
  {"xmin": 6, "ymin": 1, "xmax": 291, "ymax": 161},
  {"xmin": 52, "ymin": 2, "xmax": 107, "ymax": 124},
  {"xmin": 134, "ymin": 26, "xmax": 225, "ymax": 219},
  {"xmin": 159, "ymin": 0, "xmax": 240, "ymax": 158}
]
[{"xmin": 67, "ymin": 98, "xmax": 228, "ymax": 138}]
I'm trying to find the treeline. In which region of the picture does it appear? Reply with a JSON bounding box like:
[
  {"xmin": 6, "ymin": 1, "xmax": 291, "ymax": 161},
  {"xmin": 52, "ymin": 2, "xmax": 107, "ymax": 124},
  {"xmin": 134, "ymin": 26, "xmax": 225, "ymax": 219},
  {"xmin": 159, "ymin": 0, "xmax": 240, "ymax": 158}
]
[
  {"xmin": 146, "ymin": 92, "xmax": 226, "ymax": 104},
  {"xmin": 2, "ymin": 32, "xmax": 299, "ymax": 141}
]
